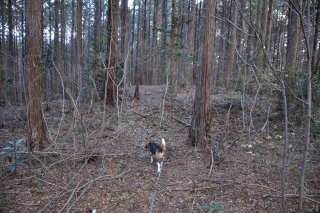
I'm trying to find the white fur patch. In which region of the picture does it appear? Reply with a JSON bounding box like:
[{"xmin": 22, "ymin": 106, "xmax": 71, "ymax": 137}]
[{"xmin": 157, "ymin": 162, "xmax": 161, "ymax": 173}]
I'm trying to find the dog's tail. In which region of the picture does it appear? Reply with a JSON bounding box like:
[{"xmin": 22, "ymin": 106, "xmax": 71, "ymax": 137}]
[{"xmin": 161, "ymin": 138, "xmax": 166, "ymax": 151}]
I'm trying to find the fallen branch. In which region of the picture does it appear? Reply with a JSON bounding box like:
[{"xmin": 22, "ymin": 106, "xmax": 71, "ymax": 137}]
[
  {"xmin": 263, "ymin": 193, "xmax": 320, "ymax": 204},
  {"xmin": 208, "ymin": 148, "xmax": 214, "ymax": 177},
  {"xmin": 171, "ymin": 116, "xmax": 191, "ymax": 127}
]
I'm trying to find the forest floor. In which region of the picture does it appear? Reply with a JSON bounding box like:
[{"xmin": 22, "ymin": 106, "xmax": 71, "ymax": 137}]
[{"xmin": 0, "ymin": 85, "xmax": 319, "ymax": 213}]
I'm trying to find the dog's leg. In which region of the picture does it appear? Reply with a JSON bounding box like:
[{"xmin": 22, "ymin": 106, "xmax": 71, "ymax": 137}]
[
  {"xmin": 160, "ymin": 161, "xmax": 163, "ymax": 170},
  {"xmin": 150, "ymin": 155, "xmax": 153, "ymax": 163},
  {"xmin": 157, "ymin": 162, "xmax": 161, "ymax": 173}
]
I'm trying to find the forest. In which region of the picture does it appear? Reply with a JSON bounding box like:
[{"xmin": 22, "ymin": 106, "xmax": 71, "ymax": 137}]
[{"xmin": 0, "ymin": 0, "xmax": 320, "ymax": 212}]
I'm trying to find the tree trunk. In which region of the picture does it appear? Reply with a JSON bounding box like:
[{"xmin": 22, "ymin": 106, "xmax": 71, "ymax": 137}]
[
  {"xmin": 246, "ymin": 1, "xmax": 253, "ymax": 66},
  {"xmin": 8, "ymin": 0, "xmax": 16, "ymax": 103},
  {"xmin": 193, "ymin": 2, "xmax": 202, "ymax": 83},
  {"xmin": 105, "ymin": 0, "xmax": 119, "ymax": 106},
  {"xmin": 160, "ymin": 0, "xmax": 168, "ymax": 84},
  {"xmin": 152, "ymin": 0, "xmax": 159, "ymax": 84},
  {"xmin": 25, "ymin": 0, "xmax": 48, "ymax": 151},
  {"xmin": 0, "ymin": 0, "xmax": 4, "ymax": 106},
  {"xmin": 255, "ymin": 0, "xmax": 268, "ymax": 68},
  {"xmin": 142, "ymin": 0, "xmax": 147, "ymax": 84},
  {"xmin": 218, "ymin": 0, "xmax": 227, "ymax": 85},
  {"xmin": 187, "ymin": 0, "xmax": 196, "ymax": 84},
  {"xmin": 76, "ymin": 0, "xmax": 83, "ymax": 98},
  {"xmin": 94, "ymin": 0, "xmax": 102, "ymax": 52},
  {"xmin": 265, "ymin": 0, "xmax": 274, "ymax": 60},
  {"xmin": 312, "ymin": 0, "xmax": 320, "ymax": 71},
  {"xmin": 190, "ymin": 0, "xmax": 216, "ymax": 146},
  {"xmin": 130, "ymin": 0, "xmax": 136, "ymax": 85},
  {"xmin": 285, "ymin": 0, "xmax": 302, "ymax": 75},
  {"xmin": 170, "ymin": 0, "xmax": 177, "ymax": 86},
  {"xmin": 225, "ymin": 0, "xmax": 238, "ymax": 88},
  {"xmin": 147, "ymin": 0, "xmax": 152, "ymax": 84},
  {"xmin": 60, "ymin": 0, "xmax": 66, "ymax": 73},
  {"xmin": 312, "ymin": 0, "xmax": 320, "ymax": 102},
  {"xmin": 133, "ymin": 0, "xmax": 141, "ymax": 98},
  {"xmin": 53, "ymin": 0, "xmax": 60, "ymax": 95},
  {"xmin": 298, "ymin": 3, "xmax": 312, "ymax": 212},
  {"xmin": 121, "ymin": 0, "xmax": 128, "ymax": 65}
]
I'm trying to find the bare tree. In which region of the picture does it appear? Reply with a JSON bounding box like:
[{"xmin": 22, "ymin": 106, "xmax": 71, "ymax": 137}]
[
  {"xmin": 25, "ymin": 0, "xmax": 48, "ymax": 151},
  {"xmin": 298, "ymin": 1, "xmax": 312, "ymax": 211},
  {"xmin": 190, "ymin": 0, "xmax": 216, "ymax": 146}
]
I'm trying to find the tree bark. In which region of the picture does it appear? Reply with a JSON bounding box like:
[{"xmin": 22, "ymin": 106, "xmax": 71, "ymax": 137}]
[
  {"xmin": 105, "ymin": 0, "xmax": 119, "ymax": 106},
  {"xmin": 255, "ymin": 0, "xmax": 268, "ymax": 68},
  {"xmin": 225, "ymin": 0, "xmax": 238, "ymax": 87},
  {"xmin": 60, "ymin": 0, "xmax": 66, "ymax": 73},
  {"xmin": 0, "ymin": 0, "xmax": 4, "ymax": 105},
  {"xmin": 187, "ymin": 0, "xmax": 196, "ymax": 84},
  {"xmin": 76, "ymin": 0, "xmax": 83, "ymax": 98},
  {"xmin": 170, "ymin": 0, "xmax": 177, "ymax": 86},
  {"xmin": 312, "ymin": 0, "xmax": 320, "ymax": 71},
  {"xmin": 218, "ymin": 0, "xmax": 227, "ymax": 85},
  {"xmin": 298, "ymin": 2, "xmax": 312, "ymax": 212},
  {"xmin": 190, "ymin": 0, "xmax": 216, "ymax": 146},
  {"xmin": 160, "ymin": 0, "xmax": 168, "ymax": 84},
  {"xmin": 142, "ymin": 0, "xmax": 147, "ymax": 84},
  {"xmin": 285, "ymin": 0, "xmax": 302, "ymax": 74},
  {"xmin": 53, "ymin": 0, "xmax": 60, "ymax": 95},
  {"xmin": 130, "ymin": 0, "xmax": 136, "ymax": 84},
  {"xmin": 8, "ymin": 0, "xmax": 15, "ymax": 103},
  {"xmin": 152, "ymin": 0, "xmax": 159, "ymax": 84},
  {"xmin": 265, "ymin": 0, "xmax": 274, "ymax": 60},
  {"xmin": 94, "ymin": 0, "xmax": 102, "ymax": 52},
  {"xmin": 25, "ymin": 0, "xmax": 48, "ymax": 151},
  {"xmin": 121, "ymin": 0, "xmax": 128, "ymax": 63}
]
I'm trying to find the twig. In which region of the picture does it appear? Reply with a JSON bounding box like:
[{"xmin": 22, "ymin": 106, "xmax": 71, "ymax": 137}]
[
  {"xmin": 207, "ymin": 148, "xmax": 214, "ymax": 177},
  {"xmin": 196, "ymin": 203, "xmax": 206, "ymax": 213},
  {"xmin": 52, "ymin": 61, "xmax": 66, "ymax": 148},
  {"xmin": 160, "ymin": 60, "xmax": 171, "ymax": 128},
  {"xmin": 6, "ymin": 200, "xmax": 41, "ymax": 207},
  {"xmin": 171, "ymin": 116, "xmax": 191, "ymax": 127},
  {"xmin": 263, "ymin": 193, "xmax": 320, "ymax": 204},
  {"xmin": 132, "ymin": 110, "xmax": 148, "ymax": 118},
  {"xmin": 59, "ymin": 179, "xmax": 83, "ymax": 212},
  {"xmin": 33, "ymin": 176, "xmax": 66, "ymax": 190}
]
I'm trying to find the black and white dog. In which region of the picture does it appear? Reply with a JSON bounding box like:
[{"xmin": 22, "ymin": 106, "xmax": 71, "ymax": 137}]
[{"xmin": 145, "ymin": 138, "xmax": 166, "ymax": 173}]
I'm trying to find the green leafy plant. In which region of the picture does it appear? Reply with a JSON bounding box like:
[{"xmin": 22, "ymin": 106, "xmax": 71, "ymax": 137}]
[
  {"xmin": 201, "ymin": 203, "xmax": 225, "ymax": 213},
  {"xmin": 0, "ymin": 139, "xmax": 25, "ymax": 173}
]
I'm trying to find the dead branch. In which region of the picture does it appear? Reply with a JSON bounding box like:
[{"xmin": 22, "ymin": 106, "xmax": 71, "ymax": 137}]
[{"xmin": 171, "ymin": 115, "xmax": 191, "ymax": 127}]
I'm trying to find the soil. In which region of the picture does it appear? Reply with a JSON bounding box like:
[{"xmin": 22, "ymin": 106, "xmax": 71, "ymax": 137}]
[{"xmin": 0, "ymin": 85, "xmax": 319, "ymax": 213}]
